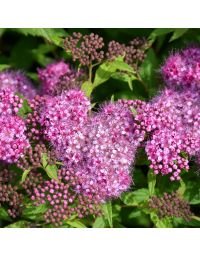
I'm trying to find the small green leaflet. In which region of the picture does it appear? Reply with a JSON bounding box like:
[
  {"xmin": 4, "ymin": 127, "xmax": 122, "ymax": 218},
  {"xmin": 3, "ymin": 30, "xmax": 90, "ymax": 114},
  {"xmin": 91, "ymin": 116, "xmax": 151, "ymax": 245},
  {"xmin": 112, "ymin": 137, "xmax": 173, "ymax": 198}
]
[
  {"xmin": 21, "ymin": 168, "xmax": 31, "ymax": 183},
  {"xmin": 0, "ymin": 207, "xmax": 12, "ymax": 221},
  {"xmin": 148, "ymin": 169, "xmax": 156, "ymax": 197},
  {"xmin": 93, "ymin": 57, "xmax": 134, "ymax": 88},
  {"xmin": 150, "ymin": 212, "xmax": 173, "ymax": 228},
  {"xmin": 93, "ymin": 216, "xmax": 107, "ymax": 228},
  {"xmin": 41, "ymin": 153, "xmax": 59, "ymax": 182},
  {"xmin": 81, "ymin": 81, "xmax": 93, "ymax": 98},
  {"xmin": 102, "ymin": 201, "xmax": 113, "ymax": 228},
  {"xmin": 64, "ymin": 220, "xmax": 87, "ymax": 228},
  {"xmin": 121, "ymin": 188, "xmax": 149, "ymax": 206},
  {"xmin": 17, "ymin": 96, "xmax": 32, "ymax": 118},
  {"xmin": 169, "ymin": 29, "xmax": 189, "ymax": 42}
]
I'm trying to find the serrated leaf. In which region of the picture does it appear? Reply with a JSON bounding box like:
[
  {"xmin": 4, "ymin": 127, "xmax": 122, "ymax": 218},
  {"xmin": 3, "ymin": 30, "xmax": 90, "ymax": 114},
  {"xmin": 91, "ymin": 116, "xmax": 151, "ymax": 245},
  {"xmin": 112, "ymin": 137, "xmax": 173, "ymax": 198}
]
[
  {"xmin": 5, "ymin": 220, "xmax": 29, "ymax": 228},
  {"xmin": 93, "ymin": 58, "xmax": 134, "ymax": 88},
  {"xmin": 0, "ymin": 207, "xmax": 12, "ymax": 221},
  {"xmin": 148, "ymin": 169, "xmax": 156, "ymax": 197},
  {"xmin": 93, "ymin": 216, "xmax": 106, "ymax": 228},
  {"xmin": 102, "ymin": 201, "xmax": 113, "ymax": 228},
  {"xmin": 121, "ymin": 188, "xmax": 149, "ymax": 206},
  {"xmin": 45, "ymin": 164, "xmax": 59, "ymax": 182},
  {"xmin": 21, "ymin": 168, "xmax": 31, "ymax": 183},
  {"xmin": 169, "ymin": 28, "xmax": 189, "ymax": 42},
  {"xmin": 150, "ymin": 212, "xmax": 172, "ymax": 228},
  {"xmin": 65, "ymin": 220, "xmax": 87, "ymax": 228},
  {"xmin": 81, "ymin": 81, "xmax": 93, "ymax": 97},
  {"xmin": 14, "ymin": 28, "xmax": 67, "ymax": 47},
  {"xmin": 22, "ymin": 204, "xmax": 48, "ymax": 220}
]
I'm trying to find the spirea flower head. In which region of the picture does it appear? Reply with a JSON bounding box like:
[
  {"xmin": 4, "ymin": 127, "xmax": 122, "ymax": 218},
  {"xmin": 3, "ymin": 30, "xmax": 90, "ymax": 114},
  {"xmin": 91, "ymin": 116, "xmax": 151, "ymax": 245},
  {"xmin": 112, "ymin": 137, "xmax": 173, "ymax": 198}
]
[
  {"xmin": 0, "ymin": 88, "xmax": 24, "ymax": 116},
  {"xmin": 135, "ymin": 87, "xmax": 200, "ymax": 180},
  {"xmin": 38, "ymin": 60, "xmax": 81, "ymax": 95},
  {"xmin": 0, "ymin": 70, "xmax": 36, "ymax": 99},
  {"xmin": 40, "ymin": 89, "xmax": 90, "ymax": 166},
  {"xmin": 161, "ymin": 47, "xmax": 200, "ymax": 90},
  {"xmin": 73, "ymin": 102, "xmax": 140, "ymax": 201},
  {"xmin": 0, "ymin": 115, "xmax": 30, "ymax": 163}
]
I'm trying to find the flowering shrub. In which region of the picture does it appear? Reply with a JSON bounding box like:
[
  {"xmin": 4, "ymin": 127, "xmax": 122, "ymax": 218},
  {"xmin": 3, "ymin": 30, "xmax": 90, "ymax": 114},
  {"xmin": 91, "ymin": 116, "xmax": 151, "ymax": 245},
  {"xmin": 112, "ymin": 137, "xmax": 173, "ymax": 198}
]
[{"xmin": 0, "ymin": 28, "xmax": 199, "ymax": 228}]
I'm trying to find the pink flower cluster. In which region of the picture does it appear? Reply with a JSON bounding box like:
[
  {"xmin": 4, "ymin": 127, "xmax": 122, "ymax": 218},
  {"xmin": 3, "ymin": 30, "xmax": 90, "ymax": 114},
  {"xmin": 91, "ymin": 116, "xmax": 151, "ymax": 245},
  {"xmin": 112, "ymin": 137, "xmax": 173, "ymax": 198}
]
[
  {"xmin": 0, "ymin": 115, "xmax": 29, "ymax": 163},
  {"xmin": 161, "ymin": 47, "xmax": 200, "ymax": 90},
  {"xmin": 0, "ymin": 88, "xmax": 30, "ymax": 163},
  {"xmin": 38, "ymin": 61, "xmax": 81, "ymax": 95},
  {"xmin": 40, "ymin": 91, "xmax": 140, "ymax": 201},
  {"xmin": 0, "ymin": 70, "xmax": 36, "ymax": 99},
  {"xmin": 41, "ymin": 89, "xmax": 91, "ymax": 166}
]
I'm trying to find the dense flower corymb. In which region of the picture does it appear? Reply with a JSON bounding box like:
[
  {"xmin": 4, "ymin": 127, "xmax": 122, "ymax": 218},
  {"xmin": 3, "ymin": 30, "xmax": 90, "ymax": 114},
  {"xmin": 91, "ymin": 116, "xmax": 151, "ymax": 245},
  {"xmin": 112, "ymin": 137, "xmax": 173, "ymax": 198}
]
[
  {"xmin": 161, "ymin": 47, "xmax": 200, "ymax": 90},
  {"xmin": 0, "ymin": 115, "xmax": 30, "ymax": 163},
  {"xmin": 0, "ymin": 70, "xmax": 36, "ymax": 99},
  {"xmin": 40, "ymin": 89, "xmax": 90, "ymax": 166},
  {"xmin": 73, "ymin": 102, "xmax": 140, "ymax": 201},
  {"xmin": 38, "ymin": 61, "xmax": 81, "ymax": 95}
]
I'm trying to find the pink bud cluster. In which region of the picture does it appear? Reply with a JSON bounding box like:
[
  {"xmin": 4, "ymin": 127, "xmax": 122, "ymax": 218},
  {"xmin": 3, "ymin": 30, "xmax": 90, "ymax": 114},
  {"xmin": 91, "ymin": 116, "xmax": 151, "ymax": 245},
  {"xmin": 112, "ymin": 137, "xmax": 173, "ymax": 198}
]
[
  {"xmin": 38, "ymin": 61, "xmax": 81, "ymax": 95},
  {"xmin": 0, "ymin": 70, "xmax": 36, "ymax": 99},
  {"xmin": 161, "ymin": 47, "xmax": 200, "ymax": 90},
  {"xmin": 31, "ymin": 168, "xmax": 101, "ymax": 226}
]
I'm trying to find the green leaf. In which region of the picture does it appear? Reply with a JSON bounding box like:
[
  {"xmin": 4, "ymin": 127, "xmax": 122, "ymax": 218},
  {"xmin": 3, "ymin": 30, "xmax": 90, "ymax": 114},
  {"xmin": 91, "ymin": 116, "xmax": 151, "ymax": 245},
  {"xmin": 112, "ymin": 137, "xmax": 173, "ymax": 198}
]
[
  {"xmin": 93, "ymin": 58, "xmax": 134, "ymax": 88},
  {"xmin": 45, "ymin": 164, "xmax": 59, "ymax": 182},
  {"xmin": 121, "ymin": 188, "xmax": 149, "ymax": 206},
  {"xmin": 184, "ymin": 181, "xmax": 200, "ymax": 204},
  {"xmin": 111, "ymin": 72, "xmax": 137, "ymax": 91},
  {"xmin": 0, "ymin": 64, "xmax": 10, "ymax": 71},
  {"xmin": 102, "ymin": 201, "xmax": 113, "ymax": 228},
  {"xmin": 21, "ymin": 168, "xmax": 31, "ymax": 183},
  {"xmin": 0, "ymin": 207, "xmax": 12, "ymax": 221},
  {"xmin": 148, "ymin": 169, "xmax": 156, "ymax": 197},
  {"xmin": 150, "ymin": 212, "xmax": 172, "ymax": 228},
  {"xmin": 177, "ymin": 178, "xmax": 186, "ymax": 196},
  {"xmin": 14, "ymin": 28, "xmax": 67, "ymax": 47},
  {"xmin": 22, "ymin": 204, "xmax": 48, "ymax": 220},
  {"xmin": 93, "ymin": 216, "xmax": 107, "ymax": 228},
  {"xmin": 5, "ymin": 220, "xmax": 29, "ymax": 228},
  {"xmin": 140, "ymin": 48, "xmax": 159, "ymax": 96},
  {"xmin": 17, "ymin": 97, "xmax": 32, "ymax": 118},
  {"xmin": 41, "ymin": 153, "xmax": 48, "ymax": 168},
  {"xmin": 81, "ymin": 81, "xmax": 93, "ymax": 97},
  {"xmin": 149, "ymin": 28, "xmax": 174, "ymax": 43},
  {"xmin": 65, "ymin": 220, "xmax": 87, "ymax": 228},
  {"xmin": 169, "ymin": 28, "xmax": 189, "ymax": 42},
  {"xmin": 41, "ymin": 153, "xmax": 59, "ymax": 182}
]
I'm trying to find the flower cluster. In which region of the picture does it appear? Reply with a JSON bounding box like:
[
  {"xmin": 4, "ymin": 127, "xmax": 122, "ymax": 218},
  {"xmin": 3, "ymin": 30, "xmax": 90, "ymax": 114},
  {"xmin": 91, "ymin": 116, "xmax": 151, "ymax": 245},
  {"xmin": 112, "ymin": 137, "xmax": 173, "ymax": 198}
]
[
  {"xmin": 0, "ymin": 115, "xmax": 29, "ymax": 163},
  {"xmin": 161, "ymin": 47, "xmax": 200, "ymax": 90},
  {"xmin": 149, "ymin": 192, "xmax": 193, "ymax": 221},
  {"xmin": 38, "ymin": 61, "xmax": 82, "ymax": 95},
  {"xmin": 0, "ymin": 70, "xmax": 36, "ymax": 99},
  {"xmin": 64, "ymin": 32, "xmax": 104, "ymax": 66},
  {"xmin": 40, "ymin": 89, "xmax": 90, "ymax": 166},
  {"xmin": 106, "ymin": 37, "xmax": 147, "ymax": 70}
]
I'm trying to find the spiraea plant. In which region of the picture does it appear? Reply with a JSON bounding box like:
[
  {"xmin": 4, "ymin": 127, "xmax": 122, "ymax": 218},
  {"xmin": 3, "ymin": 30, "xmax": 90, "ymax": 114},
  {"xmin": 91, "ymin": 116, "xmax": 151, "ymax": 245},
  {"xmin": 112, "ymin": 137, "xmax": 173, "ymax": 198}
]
[{"xmin": 0, "ymin": 28, "xmax": 199, "ymax": 228}]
